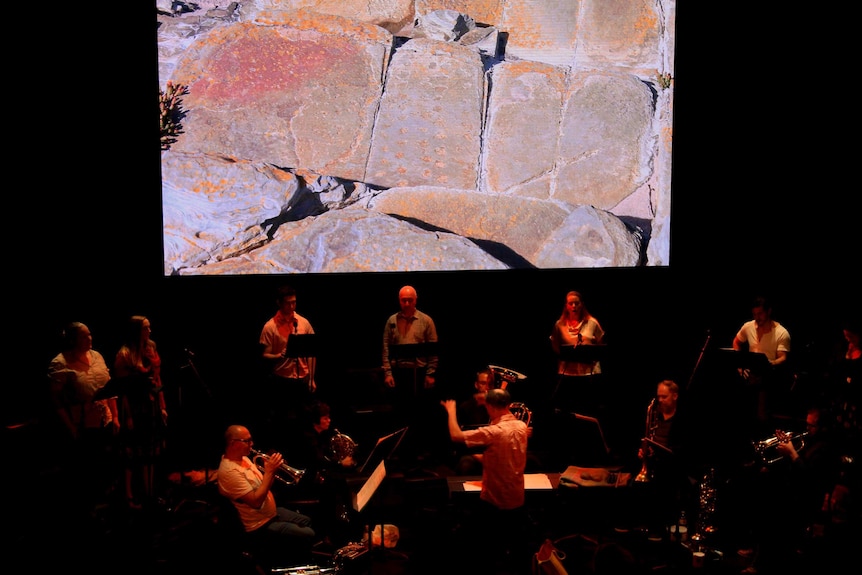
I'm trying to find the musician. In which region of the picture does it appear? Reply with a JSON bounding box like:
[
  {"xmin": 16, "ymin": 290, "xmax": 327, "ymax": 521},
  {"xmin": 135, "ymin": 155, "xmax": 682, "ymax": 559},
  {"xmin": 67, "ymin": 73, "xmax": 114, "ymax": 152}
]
[
  {"xmin": 259, "ymin": 284, "xmax": 317, "ymax": 442},
  {"xmin": 287, "ymin": 402, "xmax": 357, "ymax": 545},
  {"xmin": 454, "ymin": 368, "xmax": 493, "ymax": 474},
  {"xmin": 114, "ymin": 315, "xmax": 168, "ymax": 510},
  {"xmin": 457, "ymin": 368, "xmax": 493, "ymax": 426},
  {"xmin": 382, "ymin": 285, "xmax": 439, "ymax": 395},
  {"xmin": 550, "ymin": 290, "xmax": 605, "ymax": 414},
  {"xmin": 632, "ymin": 380, "xmax": 694, "ymax": 535},
  {"xmin": 382, "ymin": 284, "xmax": 442, "ymax": 462},
  {"xmin": 732, "ymin": 295, "xmax": 792, "ymax": 434},
  {"xmin": 47, "ymin": 321, "xmax": 121, "ymax": 514},
  {"xmin": 217, "ymin": 424, "xmax": 316, "ymax": 565},
  {"xmin": 441, "ymin": 388, "xmax": 532, "ymax": 572},
  {"xmin": 728, "ymin": 405, "xmax": 842, "ymax": 574}
]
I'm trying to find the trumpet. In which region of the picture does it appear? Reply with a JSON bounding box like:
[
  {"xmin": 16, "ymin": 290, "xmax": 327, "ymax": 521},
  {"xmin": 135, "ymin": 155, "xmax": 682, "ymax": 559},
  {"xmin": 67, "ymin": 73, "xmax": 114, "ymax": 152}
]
[
  {"xmin": 250, "ymin": 448, "xmax": 306, "ymax": 485},
  {"xmin": 752, "ymin": 430, "xmax": 809, "ymax": 465}
]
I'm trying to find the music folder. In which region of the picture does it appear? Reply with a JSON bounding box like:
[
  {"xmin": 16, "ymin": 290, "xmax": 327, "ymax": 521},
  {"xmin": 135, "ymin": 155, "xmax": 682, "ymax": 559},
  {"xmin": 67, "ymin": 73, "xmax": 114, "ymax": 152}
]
[
  {"xmin": 284, "ymin": 333, "xmax": 318, "ymax": 358},
  {"xmin": 93, "ymin": 374, "xmax": 155, "ymax": 400},
  {"xmin": 715, "ymin": 347, "xmax": 771, "ymax": 372},
  {"xmin": 356, "ymin": 427, "xmax": 408, "ymax": 475},
  {"xmin": 573, "ymin": 413, "xmax": 610, "ymax": 455},
  {"xmin": 558, "ymin": 344, "xmax": 608, "ymax": 363}
]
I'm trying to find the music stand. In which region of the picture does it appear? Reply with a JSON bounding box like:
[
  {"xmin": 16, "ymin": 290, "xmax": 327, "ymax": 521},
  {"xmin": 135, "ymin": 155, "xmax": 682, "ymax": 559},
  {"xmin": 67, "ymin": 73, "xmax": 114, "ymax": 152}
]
[
  {"xmin": 715, "ymin": 348, "xmax": 772, "ymax": 375},
  {"xmin": 388, "ymin": 342, "xmax": 439, "ymax": 396},
  {"xmin": 283, "ymin": 334, "xmax": 318, "ymax": 358},
  {"xmin": 357, "ymin": 427, "xmax": 408, "ymax": 475},
  {"xmin": 553, "ymin": 344, "xmax": 609, "ymax": 400},
  {"xmin": 349, "ymin": 427, "xmax": 409, "ymax": 559},
  {"xmin": 284, "ymin": 334, "xmax": 319, "ymax": 390},
  {"xmin": 558, "ymin": 343, "xmax": 609, "ymax": 364},
  {"xmin": 93, "ymin": 374, "xmax": 158, "ymax": 401}
]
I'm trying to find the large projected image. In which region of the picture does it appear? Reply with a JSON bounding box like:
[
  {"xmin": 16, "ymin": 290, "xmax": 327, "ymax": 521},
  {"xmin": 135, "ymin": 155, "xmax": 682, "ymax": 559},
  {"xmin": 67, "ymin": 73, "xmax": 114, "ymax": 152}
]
[{"xmin": 158, "ymin": 1, "xmax": 675, "ymax": 276}]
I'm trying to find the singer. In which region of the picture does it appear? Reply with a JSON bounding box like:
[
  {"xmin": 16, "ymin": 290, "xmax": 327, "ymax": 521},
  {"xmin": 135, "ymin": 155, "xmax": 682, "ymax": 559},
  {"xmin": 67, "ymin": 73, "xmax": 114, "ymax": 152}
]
[
  {"xmin": 259, "ymin": 285, "xmax": 317, "ymax": 442},
  {"xmin": 549, "ymin": 290, "xmax": 605, "ymax": 414}
]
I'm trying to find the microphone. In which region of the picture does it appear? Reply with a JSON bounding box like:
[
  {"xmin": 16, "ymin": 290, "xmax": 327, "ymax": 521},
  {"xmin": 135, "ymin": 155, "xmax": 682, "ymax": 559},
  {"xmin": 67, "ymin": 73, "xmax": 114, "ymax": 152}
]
[
  {"xmin": 293, "ymin": 319, "xmax": 298, "ymax": 334},
  {"xmin": 184, "ymin": 348, "xmax": 195, "ymax": 358}
]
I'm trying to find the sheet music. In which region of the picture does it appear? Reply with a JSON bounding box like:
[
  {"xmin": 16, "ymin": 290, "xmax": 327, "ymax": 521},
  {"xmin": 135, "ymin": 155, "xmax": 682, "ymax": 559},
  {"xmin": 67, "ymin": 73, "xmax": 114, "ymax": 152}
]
[
  {"xmin": 353, "ymin": 460, "xmax": 386, "ymax": 513},
  {"xmin": 461, "ymin": 473, "xmax": 553, "ymax": 492}
]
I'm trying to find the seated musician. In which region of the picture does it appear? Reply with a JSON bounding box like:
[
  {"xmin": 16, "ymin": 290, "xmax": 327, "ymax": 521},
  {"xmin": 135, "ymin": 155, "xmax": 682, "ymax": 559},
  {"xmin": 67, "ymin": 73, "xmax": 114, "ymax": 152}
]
[
  {"xmin": 287, "ymin": 402, "xmax": 357, "ymax": 546},
  {"xmin": 217, "ymin": 424, "xmax": 316, "ymax": 566}
]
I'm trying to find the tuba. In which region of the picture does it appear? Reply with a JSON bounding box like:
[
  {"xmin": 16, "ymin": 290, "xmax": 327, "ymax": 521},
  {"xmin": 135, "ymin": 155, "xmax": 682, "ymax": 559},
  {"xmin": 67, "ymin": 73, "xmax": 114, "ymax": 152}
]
[
  {"xmin": 509, "ymin": 402, "xmax": 532, "ymax": 426},
  {"xmin": 752, "ymin": 430, "xmax": 809, "ymax": 465},
  {"xmin": 635, "ymin": 398, "xmax": 657, "ymax": 483},
  {"xmin": 327, "ymin": 429, "xmax": 358, "ymax": 464},
  {"xmin": 250, "ymin": 449, "xmax": 306, "ymax": 485}
]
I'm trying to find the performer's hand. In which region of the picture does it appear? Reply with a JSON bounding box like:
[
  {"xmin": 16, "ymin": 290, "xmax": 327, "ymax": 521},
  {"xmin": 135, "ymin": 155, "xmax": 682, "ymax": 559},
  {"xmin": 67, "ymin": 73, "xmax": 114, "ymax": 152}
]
[
  {"xmin": 264, "ymin": 452, "xmax": 284, "ymax": 474},
  {"xmin": 384, "ymin": 375, "xmax": 396, "ymax": 388},
  {"xmin": 424, "ymin": 375, "xmax": 435, "ymax": 389}
]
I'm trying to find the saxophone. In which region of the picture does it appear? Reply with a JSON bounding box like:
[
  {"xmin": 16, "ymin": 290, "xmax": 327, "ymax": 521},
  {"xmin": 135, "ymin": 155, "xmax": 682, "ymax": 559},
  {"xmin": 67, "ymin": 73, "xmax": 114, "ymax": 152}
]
[{"xmin": 634, "ymin": 398, "xmax": 657, "ymax": 483}]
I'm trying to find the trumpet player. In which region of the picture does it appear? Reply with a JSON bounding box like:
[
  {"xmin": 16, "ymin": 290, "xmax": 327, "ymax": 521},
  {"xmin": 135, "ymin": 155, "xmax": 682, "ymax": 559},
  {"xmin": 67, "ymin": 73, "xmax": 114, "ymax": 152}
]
[
  {"xmin": 726, "ymin": 405, "xmax": 843, "ymax": 575},
  {"xmin": 217, "ymin": 425, "xmax": 316, "ymax": 565}
]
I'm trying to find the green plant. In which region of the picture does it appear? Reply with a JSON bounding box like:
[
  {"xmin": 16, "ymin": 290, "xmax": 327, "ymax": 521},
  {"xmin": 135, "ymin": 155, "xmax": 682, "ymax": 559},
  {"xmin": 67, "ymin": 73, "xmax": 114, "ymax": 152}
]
[
  {"xmin": 159, "ymin": 81, "xmax": 189, "ymax": 150},
  {"xmin": 657, "ymin": 72, "xmax": 672, "ymax": 90}
]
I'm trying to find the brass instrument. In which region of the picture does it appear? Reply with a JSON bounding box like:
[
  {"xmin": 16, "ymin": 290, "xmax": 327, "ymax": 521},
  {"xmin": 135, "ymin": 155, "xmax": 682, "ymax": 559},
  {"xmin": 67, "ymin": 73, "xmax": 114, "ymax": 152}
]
[
  {"xmin": 635, "ymin": 398, "xmax": 657, "ymax": 483},
  {"xmin": 752, "ymin": 430, "xmax": 809, "ymax": 465},
  {"xmin": 250, "ymin": 448, "xmax": 306, "ymax": 485},
  {"xmin": 327, "ymin": 429, "xmax": 358, "ymax": 463},
  {"xmin": 489, "ymin": 365, "xmax": 528, "ymax": 389},
  {"xmin": 509, "ymin": 402, "xmax": 532, "ymax": 426}
]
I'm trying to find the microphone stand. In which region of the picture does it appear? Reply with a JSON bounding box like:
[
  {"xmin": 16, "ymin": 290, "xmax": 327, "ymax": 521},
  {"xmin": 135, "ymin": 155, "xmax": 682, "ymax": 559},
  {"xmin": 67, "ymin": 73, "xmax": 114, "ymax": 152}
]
[
  {"xmin": 180, "ymin": 348, "xmax": 213, "ymax": 403},
  {"xmin": 687, "ymin": 330, "xmax": 711, "ymax": 391}
]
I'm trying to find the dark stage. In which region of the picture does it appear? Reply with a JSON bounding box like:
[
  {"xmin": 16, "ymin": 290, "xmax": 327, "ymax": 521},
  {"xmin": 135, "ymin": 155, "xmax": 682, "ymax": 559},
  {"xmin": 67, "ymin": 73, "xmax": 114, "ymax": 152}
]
[{"xmin": 10, "ymin": 4, "xmax": 857, "ymax": 575}]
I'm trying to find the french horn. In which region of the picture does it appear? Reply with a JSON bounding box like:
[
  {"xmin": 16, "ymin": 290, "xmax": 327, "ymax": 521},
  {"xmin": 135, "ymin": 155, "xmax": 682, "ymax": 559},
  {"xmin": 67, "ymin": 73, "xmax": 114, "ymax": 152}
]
[{"xmin": 327, "ymin": 429, "xmax": 358, "ymax": 463}]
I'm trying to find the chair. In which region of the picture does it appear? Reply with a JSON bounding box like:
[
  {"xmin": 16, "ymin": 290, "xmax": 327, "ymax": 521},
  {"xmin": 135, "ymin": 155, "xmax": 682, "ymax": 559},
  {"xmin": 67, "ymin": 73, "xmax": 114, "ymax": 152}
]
[
  {"xmin": 214, "ymin": 498, "xmax": 272, "ymax": 575},
  {"xmin": 216, "ymin": 495, "xmax": 325, "ymax": 573}
]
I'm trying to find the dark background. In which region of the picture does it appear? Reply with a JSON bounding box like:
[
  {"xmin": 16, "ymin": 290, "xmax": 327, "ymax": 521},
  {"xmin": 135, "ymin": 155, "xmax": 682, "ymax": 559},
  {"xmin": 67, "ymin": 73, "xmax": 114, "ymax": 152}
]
[{"xmin": 14, "ymin": 4, "xmax": 854, "ymax": 465}]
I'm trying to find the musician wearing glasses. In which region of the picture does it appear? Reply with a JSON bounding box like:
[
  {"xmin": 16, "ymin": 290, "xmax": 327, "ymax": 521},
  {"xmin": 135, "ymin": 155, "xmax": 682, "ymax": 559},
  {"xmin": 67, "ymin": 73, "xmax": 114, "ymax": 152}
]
[
  {"xmin": 217, "ymin": 425, "xmax": 316, "ymax": 564},
  {"xmin": 726, "ymin": 405, "xmax": 843, "ymax": 575}
]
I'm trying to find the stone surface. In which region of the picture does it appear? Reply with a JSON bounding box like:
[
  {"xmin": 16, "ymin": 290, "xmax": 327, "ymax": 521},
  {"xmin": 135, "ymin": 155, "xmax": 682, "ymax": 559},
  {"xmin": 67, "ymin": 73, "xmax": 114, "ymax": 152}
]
[{"xmin": 158, "ymin": 0, "xmax": 675, "ymax": 274}]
